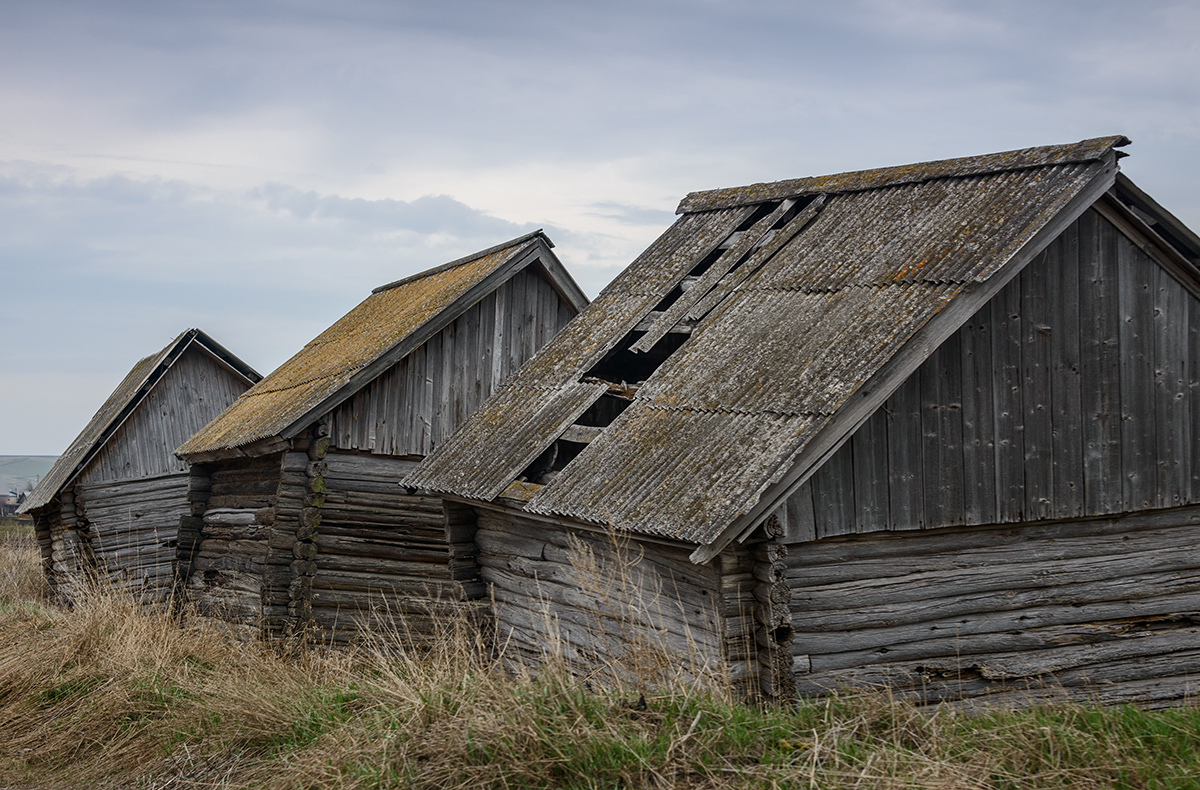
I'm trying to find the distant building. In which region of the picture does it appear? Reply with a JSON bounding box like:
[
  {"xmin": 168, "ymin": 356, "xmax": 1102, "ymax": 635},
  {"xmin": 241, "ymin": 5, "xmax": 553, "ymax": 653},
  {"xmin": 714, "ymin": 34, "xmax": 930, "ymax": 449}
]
[
  {"xmin": 20, "ymin": 330, "xmax": 260, "ymax": 602},
  {"xmin": 0, "ymin": 492, "xmax": 20, "ymax": 518}
]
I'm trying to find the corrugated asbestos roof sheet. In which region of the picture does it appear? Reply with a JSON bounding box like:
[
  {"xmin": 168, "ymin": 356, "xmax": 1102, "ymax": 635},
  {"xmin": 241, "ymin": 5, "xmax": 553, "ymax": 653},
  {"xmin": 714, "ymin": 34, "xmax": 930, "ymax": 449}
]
[
  {"xmin": 408, "ymin": 137, "xmax": 1127, "ymax": 548},
  {"xmin": 22, "ymin": 329, "xmax": 258, "ymax": 512},
  {"xmin": 178, "ymin": 233, "xmax": 546, "ymax": 456}
]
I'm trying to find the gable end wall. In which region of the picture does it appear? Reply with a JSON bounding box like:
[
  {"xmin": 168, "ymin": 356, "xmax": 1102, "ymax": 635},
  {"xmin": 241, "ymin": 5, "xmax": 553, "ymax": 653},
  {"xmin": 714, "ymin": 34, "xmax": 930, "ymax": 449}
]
[
  {"xmin": 327, "ymin": 267, "xmax": 575, "ymax": 456},
  {"xmin": 782, "ymin": 207, "xmax": 1200, "ymax": 540},
  {"xmin": 79, "ymin": 345, "xmax": 256, "ymax": 485}
]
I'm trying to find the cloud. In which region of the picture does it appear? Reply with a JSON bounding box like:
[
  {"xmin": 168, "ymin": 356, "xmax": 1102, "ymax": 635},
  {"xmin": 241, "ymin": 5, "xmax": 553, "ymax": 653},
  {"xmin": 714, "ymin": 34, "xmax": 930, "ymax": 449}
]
[
  {"xmin": 247, "ymin": 184, "xmax": 522, "ymax": 238},
  {"xmin": 2, "ymin": 0, "xmax": 1199, "ymax": 455},
  {"xmin": 0, "ymin": 166, "xmax": 552, "ymax": 439},
  {"xmin": 584, "ymin": 201, "xmax": 678, "ymax": 227}
]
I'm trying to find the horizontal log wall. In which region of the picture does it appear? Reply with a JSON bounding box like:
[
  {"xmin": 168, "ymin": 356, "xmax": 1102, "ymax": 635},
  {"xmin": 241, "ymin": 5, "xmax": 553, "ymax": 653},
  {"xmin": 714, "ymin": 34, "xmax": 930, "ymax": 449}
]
[
  {"xmin": 476, "ymin": 509, "xmax": 725, "ymax": 685},
  {"xmin": 787, "ymin": 506, "xmax": 1200, "ymax": 707},
  {"xmin": 783, "ymin": 209, "xmax": 1200, "ymax": 541},
  {"xmin": 77, "ymin": 472, "xmax": 190, "ymax": 603},
  {"xmin": 186, "ymin": 453, "xmax": 282, "ymax": 626},
  {"xmin": 328, "ymin": 267, "xmax": 574, "ymax": 457},
  {"xmin": 79, "ymin": 345, "xmax": 255, "ymax": 485},
  {"xmin": 32, "ymin": 498, "xmax": 91, "ymax": 603},
  {"xmin": 308, "ymin": 451, "xmax": 476, "ymax": 644},
  {"xmin": 31, "ymin": 506, "xmax": 54, "ymax": 576}
]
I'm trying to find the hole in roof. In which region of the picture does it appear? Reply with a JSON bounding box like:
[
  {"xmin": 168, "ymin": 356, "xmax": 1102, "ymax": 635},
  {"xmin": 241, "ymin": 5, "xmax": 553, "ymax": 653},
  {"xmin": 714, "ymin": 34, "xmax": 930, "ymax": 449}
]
[
  {"xmin": 518, "ymin": 196, "xmax": 824, "ymax": 491},
  {"xmin": 653, "ymin": 201, "xmax": 786, "ymax": 313},
  {"xmin": 576, "ymin": 394, "xmax": 631, "ymax": 428},
  {"xmin": 585, "ymin": 330, "xmax": 689, "ymax": 384},
  {"xmin": 517, "ymin": 437, "xmax": 588, "ymax": 485},
  {"xmin": 740, "ymin": 201, "xmax": 782, "ymax": 230}
]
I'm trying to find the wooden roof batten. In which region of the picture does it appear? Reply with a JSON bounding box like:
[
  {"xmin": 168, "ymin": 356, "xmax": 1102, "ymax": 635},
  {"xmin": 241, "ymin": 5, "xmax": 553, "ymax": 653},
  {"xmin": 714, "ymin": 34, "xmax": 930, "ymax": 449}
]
[
  {"xmin": 407, "ymin": 136, "xmax": 1153, "ymax": 563},
  {"xmin": 178, "ymin": 232, "xmax": 586, "ymax": 463}
]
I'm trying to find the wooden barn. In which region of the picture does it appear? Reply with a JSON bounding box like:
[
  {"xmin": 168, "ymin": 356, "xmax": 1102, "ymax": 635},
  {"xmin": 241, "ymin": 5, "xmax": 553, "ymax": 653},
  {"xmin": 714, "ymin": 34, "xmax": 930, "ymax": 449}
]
[
  {"xmin": 176, "ymin": 231, "xmax": 588, "ymax": 641},
  {"xmin": 20, "ymin": 329, "xmax": 261, "ymax": 603},
  {"xmin": 410, "ymin": 137, "xmax": 1200, "ymax": 707}
]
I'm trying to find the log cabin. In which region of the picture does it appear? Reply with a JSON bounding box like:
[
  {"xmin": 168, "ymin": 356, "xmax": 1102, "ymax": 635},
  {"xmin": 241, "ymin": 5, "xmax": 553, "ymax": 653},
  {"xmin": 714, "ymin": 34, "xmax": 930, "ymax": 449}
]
[
  {"xmin": 20, "ymin": 329, "xmax": 261, "ymax": 604},
  {"xmin": 409, "ymin": 137, "xmax": 1200, "ymax": 707},
  {"xmin": 176, "ymin": 231, "xmax": 588, "ymax": 641}
]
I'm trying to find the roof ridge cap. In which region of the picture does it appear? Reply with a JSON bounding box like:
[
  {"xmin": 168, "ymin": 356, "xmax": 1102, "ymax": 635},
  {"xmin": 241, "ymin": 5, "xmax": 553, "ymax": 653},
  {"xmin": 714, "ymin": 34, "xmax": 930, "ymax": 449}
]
[
  {"xmin": 371, "ymin": 229, "xmax": 550, "ymax": 294},
  {"xmin": 677, "ymin": 135, "xmax": 1130, "ymax": 214}
]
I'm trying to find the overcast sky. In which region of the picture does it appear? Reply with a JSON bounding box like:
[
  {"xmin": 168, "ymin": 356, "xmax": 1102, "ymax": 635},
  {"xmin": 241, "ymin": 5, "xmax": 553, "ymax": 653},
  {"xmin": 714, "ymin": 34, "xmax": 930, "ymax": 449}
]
[{"xmin": 3, "ymin": 0, "xmax": 1199, "ymax": 455}]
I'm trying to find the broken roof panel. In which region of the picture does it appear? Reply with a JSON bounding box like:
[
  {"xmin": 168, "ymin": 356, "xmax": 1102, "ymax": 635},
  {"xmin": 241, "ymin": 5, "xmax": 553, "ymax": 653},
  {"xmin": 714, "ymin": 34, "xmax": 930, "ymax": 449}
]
[
  {"xmin": 526, "ymin": 406, "xmax": 818, "ymax": 543},
  {"xmin": 637, "ymin": 282, "xmax": 960, "ymax": 416},
  {"xmin": 179, "ymin": 231, "xmax": 576, "ymax": 457},
  {"xmin": 410, "ymin": 137, "xmax": 1128, "ymax": 552},
  {"xmin": 596, "ymin": 208, "xmax": 753, "ymax": 298},
  {"xmin": 411, "ymin": 380, "xmax": 607, "ymax": 501}
]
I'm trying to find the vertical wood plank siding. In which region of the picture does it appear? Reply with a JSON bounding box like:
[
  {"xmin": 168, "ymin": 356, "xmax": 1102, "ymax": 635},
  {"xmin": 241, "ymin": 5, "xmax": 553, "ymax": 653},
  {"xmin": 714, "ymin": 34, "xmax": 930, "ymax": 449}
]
[
  {"xmin": 784, "ymin": 209, "xmax": 1199, "ymax": 536},
  {"xmin": 328, "ymin": 268, "xmax": 573, "ymax": 456},
  {"xmin": 79, "ymin": 347, "xmax": 252, "ymax": 484}
]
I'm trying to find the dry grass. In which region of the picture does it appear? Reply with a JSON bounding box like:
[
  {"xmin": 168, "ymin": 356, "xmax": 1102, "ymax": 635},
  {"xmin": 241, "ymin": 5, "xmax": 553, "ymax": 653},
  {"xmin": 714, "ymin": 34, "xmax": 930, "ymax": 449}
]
[{"xmin": 1, "ymin": 538, "xmax": 1200, "ymax": 788}]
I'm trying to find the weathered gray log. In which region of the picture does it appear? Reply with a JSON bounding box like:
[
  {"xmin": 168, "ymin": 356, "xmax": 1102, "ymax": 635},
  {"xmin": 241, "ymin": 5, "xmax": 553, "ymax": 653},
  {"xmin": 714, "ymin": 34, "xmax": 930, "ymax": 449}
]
[
  {"xmin": 791, "ymin": 588, "xmax": 1200, "ymax": 656},
  {"xmin": 201, "ymin": 508, "xmax": 265, "ymax": 527},
  {"xmin": 482, "ymin": 566, "xmax": 716, "ymax": 647},
  {"xmin": 790, "ymin": 570, "xmax": 1200, "ymax": 633},
  {"xmin": 788, "ymin": 518, "xmax": 1200, "ymax": 587},
  {"xmin": 476, "ymin": 550, "xmax": 718, "ymax": 609},
  {"xmin": 791, "ymin": 544, "xmax": 1200, "ymax": 613},
  {"xmin": 314, "ymin": 552, "xmax": 454, "ymax": 577},
  {"xmin": 786, "ymin": 507, "xmax": 1200, "ymax": 567}
]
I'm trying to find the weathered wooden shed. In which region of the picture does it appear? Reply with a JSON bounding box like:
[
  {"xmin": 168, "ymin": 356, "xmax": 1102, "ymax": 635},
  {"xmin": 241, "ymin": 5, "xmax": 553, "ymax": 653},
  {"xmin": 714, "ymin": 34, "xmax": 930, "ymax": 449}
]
[
  {"xmin": 20, "ymin": 329, "xmax": 261, "ymax": 603},
  {"xmin": 176, "ymin": 231, "xmax": 588, "ymax": 641},
  {"xmin": 410, "ymin": 137, "xmax": 1200, "ymax": 707}
]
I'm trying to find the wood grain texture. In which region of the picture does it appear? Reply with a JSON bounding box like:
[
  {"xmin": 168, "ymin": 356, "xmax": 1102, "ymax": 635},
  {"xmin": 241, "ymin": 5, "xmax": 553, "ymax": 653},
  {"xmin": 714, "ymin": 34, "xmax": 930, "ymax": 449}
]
[
  {"xmin": 328, "ymin": 267, "xmax": 575, "ymax": 456},
  {"xmin": 475, "ymin": 509, "xmax": 723, "ymax": 683},
  {"xmin": 80, "ymin": 345, "xmax": 252, "ymax": 485},
  {"xmin": 783, "ymin": 207, "xmax": 1200, "ymax": 543},
  {"xmin": 787, "ymin": 506, "xmax": 1200, "ymax": 705}
]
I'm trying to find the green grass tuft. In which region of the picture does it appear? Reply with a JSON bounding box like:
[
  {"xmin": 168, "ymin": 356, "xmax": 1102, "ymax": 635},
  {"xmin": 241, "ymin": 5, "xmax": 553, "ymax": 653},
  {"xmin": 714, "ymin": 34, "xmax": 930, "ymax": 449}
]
[{"xmin": 3, "ymin": 536, "xmax": 1200, "ymax": 788}]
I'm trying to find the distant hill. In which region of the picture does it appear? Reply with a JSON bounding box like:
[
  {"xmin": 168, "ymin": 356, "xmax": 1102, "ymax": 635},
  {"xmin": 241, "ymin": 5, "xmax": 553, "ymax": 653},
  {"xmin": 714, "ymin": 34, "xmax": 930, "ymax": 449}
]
[{"xmin": 0, "ymin": 456, "xmax": 58, "ymax": 496}]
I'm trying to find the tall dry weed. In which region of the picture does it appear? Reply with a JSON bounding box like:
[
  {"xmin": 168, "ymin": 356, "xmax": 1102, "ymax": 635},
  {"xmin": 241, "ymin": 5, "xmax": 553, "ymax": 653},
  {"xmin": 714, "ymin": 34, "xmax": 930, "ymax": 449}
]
[
  {"xmin": 3, "ymin": 532, "xmax": 1200, "ymax": 788},
  {"xmin": 0, "ymin": 559, "xmax": 338, "ymax": 784},
  {"xmin": 562, "ymin": 529, "xmax": 723, "ymax": 696},
  {"xmin": 0, "ymin": 534, "xmax": 46, "ymax": 603}
]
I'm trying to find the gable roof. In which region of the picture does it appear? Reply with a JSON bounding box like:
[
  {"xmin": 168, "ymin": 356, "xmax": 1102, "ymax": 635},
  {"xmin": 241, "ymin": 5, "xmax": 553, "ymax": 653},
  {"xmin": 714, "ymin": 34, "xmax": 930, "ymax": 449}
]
[
  {"xmin": 21, "ymin": 329, "xmax": 260, "ymax": 513},
  {"xmin": 178, "ymin": 231, "xmax": 587, "ymax": 461},
  {"xmin": 409, "ymin": 136, "xmax": 1137, "ymax": 561}
]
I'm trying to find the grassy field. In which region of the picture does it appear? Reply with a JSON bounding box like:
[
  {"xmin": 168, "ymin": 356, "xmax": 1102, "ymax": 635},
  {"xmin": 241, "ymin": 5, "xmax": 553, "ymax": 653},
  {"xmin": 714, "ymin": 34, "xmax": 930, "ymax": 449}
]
[
  {"xmin": 0, "ymin": 517, "xmax": 33, "ymax": 541},
  {"xmin": 2, "ymin": 536, "xmax": 1200, "ymax": 788}
]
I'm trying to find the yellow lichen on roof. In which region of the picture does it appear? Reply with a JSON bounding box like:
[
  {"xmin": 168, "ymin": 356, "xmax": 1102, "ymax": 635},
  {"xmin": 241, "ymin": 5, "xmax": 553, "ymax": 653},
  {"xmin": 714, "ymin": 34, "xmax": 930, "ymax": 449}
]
[{"xmin": 179, "ymin": 242, "xmax": 527, "ymax": 455}]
